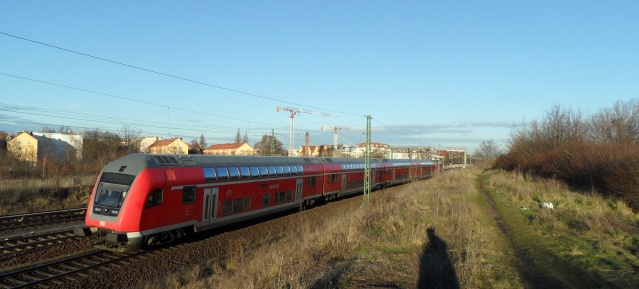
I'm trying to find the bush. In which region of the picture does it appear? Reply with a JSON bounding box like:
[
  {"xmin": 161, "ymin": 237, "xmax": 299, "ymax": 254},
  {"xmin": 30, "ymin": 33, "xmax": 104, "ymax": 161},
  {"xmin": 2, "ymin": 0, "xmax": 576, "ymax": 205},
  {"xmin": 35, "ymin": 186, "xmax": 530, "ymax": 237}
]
[{"xmin": 495, "ymin": 102, "xmax": 639, "ymax": 212}]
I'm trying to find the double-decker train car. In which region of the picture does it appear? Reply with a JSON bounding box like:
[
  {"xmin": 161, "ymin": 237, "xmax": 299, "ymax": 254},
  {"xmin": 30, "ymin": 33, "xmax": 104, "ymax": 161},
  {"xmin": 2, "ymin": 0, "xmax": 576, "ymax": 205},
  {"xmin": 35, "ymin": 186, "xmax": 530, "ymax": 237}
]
[{"xmin": 76, "ymin": 153, "xmax": 439, "ymax": 252}]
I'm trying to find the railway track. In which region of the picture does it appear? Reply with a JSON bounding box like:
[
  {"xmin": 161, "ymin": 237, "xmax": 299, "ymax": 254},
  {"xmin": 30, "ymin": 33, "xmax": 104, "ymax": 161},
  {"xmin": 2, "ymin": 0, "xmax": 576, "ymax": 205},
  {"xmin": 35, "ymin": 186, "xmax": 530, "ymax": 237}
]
[
  {"xmin": 0, "ymin": 209, "xmax": 86, "ymax": 234},
  {"xmin": 0, "ymin": 230, "xmax": 80, "ymax": 255},
  {"xmin": 0, "ymin": 249, "xmax": 140, "ymax": 289}
]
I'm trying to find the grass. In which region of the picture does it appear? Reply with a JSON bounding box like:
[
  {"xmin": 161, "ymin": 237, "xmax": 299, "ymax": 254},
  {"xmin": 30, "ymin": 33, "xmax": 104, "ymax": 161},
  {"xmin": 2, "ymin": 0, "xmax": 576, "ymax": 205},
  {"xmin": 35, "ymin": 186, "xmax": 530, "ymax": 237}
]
[
  {"xmin": 136, "ymin": 168, "xmax": 524, "ymax": 289},
  {"xmin": 0, "ymin": 175, "xmax": 94, "ymax": 214},
  {"xmin": 484, "ymin": 169, "xmax": 639, "ymax": 288}
]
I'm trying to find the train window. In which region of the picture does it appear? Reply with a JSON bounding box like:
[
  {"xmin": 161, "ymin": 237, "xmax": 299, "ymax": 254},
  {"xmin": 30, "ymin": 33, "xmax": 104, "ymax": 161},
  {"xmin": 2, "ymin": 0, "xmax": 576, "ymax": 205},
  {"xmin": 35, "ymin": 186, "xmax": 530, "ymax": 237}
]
[
  {"xmin": 262, "ymin": 194, "xmax": 270, "ymax": 207},
  {"xmin": 268, "ymin": 166, "xmax": 277, "ymax": 177},
  {"xmin": 296, "ymin": 165, "xmax": 303, "ymax": 174},
  {"xmin": 276, "ymin": 166, "xmax": 284, "ymax": 175},
  {"xmin": 203, "ymin": 168, "xmax": 217, "ymax": 182},
  {"xmin": 145, "ymin": 189, "xmax": 163, "ymax": 208},
  {"xmin": 308, "ymin": 176, "xmax": 316, "ymax": 186},
  {"xmin": 240, "ymin": 167, "xmax": 251, "ymax": 180},
  {"xmin": 286, "ymin": 190, "xmax": 293, "ymax": 201},
  {"xmin": 228, "ymin": 167, "xmax": 240, "ymax": 181},
  {"xmin": 250, "ymin": 166, "xmax": 260, "ymax": 178},
  {"xmin": 182, "ymin": 186, "xmax": 196, "ymax": 204},
  {"xmin": 222, "ymin": 200, "xmax": 233, "ymax": 215},
  {"xmin": 290, "ymin": 166, "xmax": 298, "ymax": 174},
  {"xmin": 216, "ymin": 167, "xmax": 229, "ymax": 181},
  {"xmin": 259, "ymin": 166, "xmax": 268, "ymax": 177},
  {"xmin": 233, "ymin": 198, "xmax": 243, "ymax": 212},
  {"xmin": 277, "ymin": 192, "xmax": 286, "ymax": 203},
  {"xmin": 283, "ymin": 166, "xmax": 291, "ymax": 175},
  {"xmin": 243, "ymin": 197, "xmax": 251, "ymax": 211}
]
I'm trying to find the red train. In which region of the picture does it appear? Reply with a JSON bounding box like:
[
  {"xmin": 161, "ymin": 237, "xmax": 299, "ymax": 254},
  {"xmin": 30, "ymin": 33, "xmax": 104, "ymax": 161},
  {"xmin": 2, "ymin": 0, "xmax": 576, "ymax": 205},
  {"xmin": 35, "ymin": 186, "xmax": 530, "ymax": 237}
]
[{"xmin": 76, "ymin": 153, "xmax": 441, "ymax": 251}]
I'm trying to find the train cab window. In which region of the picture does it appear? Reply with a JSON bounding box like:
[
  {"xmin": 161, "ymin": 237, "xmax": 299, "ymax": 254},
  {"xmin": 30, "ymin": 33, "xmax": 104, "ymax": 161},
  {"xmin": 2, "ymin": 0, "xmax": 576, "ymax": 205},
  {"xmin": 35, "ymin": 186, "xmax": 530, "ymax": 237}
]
[
  {"xmin": 308, "ymin": 176, "xmax": 316, "ymax": 186},
  {"xmin": 203, "ymin": 168, "xmax": 217, "ymax": 182},
  {"xmin": 262, "ymin": 194, "xmax": 270, "ymax": 207},
  {"xmin": 276, "ymin": 166, "xmax": 284, "ymax": 175},
  {"xmin": 182, "ymin": 186, "xmax": 196, "ymax": 204},
  {"xmin": 268, "ymin": 166, "xmax": 277, "ymax": 177},
  {"xmin": 290, "ymin": 166, "xmax": 298, "ymax": 174},
  {"xmin": 216, "ymin": 167, "xmax": 229, "ymax": 181},
  {"xmin": 145, "ymin": 189, "xmax": 163, "ymax": 208},
  {"xmin": 250, "ymin": 166, "xmax": 260, "ymax": 178},
  {"xmin": 259, "ymin": 166, "xmax": 268, "ymax": 177},
  {"xmin": 240, "ymin": 167, "xmax": 251, "ymax": 180},
  {"xmin": 296, "ymin": 165, "xmax": 303, "ymax": 174},
  {"xmin": 283, "ymin": 166, "xmax": 291, "ymax": 175},
  {"xmin": 228, "ymin": 167, "xmax": 240, "ymax": 181}
]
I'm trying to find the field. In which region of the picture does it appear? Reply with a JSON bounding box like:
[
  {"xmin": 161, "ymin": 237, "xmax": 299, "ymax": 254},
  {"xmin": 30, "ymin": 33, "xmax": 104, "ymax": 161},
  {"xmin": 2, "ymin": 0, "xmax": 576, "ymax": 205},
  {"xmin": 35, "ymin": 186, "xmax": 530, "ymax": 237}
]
[
  {"xmin": 2, "ymin": 168, "xmax": 637, "ymax": 288},
  {"xmin": 133, "ymin": 168, "xmax": 638, "ymax": 288}
]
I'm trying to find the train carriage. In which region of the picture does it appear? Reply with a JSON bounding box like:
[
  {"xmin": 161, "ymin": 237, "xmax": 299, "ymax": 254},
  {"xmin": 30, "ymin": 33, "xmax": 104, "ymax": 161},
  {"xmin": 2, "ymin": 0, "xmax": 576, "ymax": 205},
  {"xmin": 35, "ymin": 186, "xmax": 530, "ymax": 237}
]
[{"xmin": 77, "ymin": 153, "xmax": 438, "ymax": 252}]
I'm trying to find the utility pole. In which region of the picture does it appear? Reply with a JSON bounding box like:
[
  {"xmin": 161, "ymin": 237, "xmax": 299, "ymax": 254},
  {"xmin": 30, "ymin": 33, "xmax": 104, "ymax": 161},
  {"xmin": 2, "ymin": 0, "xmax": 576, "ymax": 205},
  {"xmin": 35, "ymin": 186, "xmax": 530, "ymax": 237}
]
[
  {"xmin": 276, "ymin": 106, "xmax": 331, "ymax": 157},
  {"xmin": 364, "ymin": 115, "xmax": 372, "ymax": 205}
]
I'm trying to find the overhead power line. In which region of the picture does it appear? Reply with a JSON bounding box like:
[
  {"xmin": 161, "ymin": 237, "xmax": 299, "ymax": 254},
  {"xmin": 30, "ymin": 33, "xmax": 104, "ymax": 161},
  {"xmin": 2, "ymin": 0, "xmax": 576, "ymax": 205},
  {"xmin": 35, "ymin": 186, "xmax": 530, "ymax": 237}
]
[
  {"xmin": 0, "ymin": 31, "xmax": 435, "ymax": 148},
  {"xmin": 0, "ymin": 31, "xmax": 361, "ymax": 117}
]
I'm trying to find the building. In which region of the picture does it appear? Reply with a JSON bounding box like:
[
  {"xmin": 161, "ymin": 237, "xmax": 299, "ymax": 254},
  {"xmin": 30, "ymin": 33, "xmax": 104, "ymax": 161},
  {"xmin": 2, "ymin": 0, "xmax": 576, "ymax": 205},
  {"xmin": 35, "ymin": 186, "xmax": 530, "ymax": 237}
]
[
  {"xmin": 7, "ymin": 131, "xmax": 39, "ymax": 163},
  {"xmin": 296, "ymin": 144, "xmax": 334, "ymax": 157},
  {"xmin": 139, "ymin": 136, "xmax": 163, "ymax": 153},
  {"xmin": 204, "ymin": 142, "xmax": 254, "ymax": 156},
  {"xmin": 7, "ymin": 131, "xmax": 83, "ymax": 163},
  {"xmin": 148, "ymin": 137, "xmax": 189, "ymax": 154}
]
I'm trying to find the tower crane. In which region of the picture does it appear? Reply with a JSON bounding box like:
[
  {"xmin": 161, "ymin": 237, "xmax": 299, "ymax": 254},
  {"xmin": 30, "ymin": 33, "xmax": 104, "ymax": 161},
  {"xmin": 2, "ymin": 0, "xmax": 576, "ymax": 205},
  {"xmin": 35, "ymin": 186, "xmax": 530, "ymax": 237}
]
[
  {"xmin": 321, "ymin": 125, "xmax": 384, "ymax": 157},
  {"xmin": 276, "ymin": 106, "xmax": 331, "ymax": 157}
]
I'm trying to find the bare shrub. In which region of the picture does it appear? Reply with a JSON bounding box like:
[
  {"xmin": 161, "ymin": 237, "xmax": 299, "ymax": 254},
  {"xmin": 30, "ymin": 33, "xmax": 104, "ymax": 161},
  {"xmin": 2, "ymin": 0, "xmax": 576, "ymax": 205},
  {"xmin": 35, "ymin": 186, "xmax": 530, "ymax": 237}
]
[{"xmin": 496, "ymin": 102, "xmax": 639, "ymax": 211}]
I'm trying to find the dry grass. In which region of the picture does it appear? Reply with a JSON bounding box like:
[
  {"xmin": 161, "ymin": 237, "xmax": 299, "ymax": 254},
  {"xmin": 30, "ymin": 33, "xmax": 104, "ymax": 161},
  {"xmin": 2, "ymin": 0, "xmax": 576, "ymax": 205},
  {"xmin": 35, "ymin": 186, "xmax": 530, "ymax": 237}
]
[
  {"xmin": 487, "ymin": 169, "xmax": 639, "ymax": 288},
  {"xmin": 138, "ymin": 169, "xmax": 523, "ymax": 288},
  {"xmin": 0, "ymin": 175, "xmax": 94, "ymax": 214}
]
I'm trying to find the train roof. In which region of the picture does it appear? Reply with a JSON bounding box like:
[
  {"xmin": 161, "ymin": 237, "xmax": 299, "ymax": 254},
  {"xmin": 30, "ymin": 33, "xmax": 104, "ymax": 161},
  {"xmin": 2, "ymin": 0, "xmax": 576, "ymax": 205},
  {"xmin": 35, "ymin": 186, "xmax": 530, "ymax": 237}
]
[{"xmin": 102, "ymin": 153, "xmax": 434, "ymax": 177}]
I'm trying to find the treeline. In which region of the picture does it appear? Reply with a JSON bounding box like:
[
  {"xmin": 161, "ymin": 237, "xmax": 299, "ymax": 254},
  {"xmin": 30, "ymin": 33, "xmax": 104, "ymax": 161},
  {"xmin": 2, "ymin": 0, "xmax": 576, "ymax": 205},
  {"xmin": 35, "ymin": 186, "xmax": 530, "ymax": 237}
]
[
  {"xmin": 0, "ymin": 129, "xmax": 139, "ymax": 179},
  {"xmin": 495, "ymin": 100, "xmax": 639, "ymax": 211}
]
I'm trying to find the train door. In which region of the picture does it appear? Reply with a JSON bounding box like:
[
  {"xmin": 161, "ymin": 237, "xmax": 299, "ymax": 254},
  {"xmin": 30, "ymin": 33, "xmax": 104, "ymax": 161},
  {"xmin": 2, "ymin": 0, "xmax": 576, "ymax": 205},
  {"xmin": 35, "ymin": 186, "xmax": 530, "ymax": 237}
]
[
  {"xmin": 202, "ymin": 188, "xmax": 218, "ymax": 226},
  {"xmin": 341, "ymin": 174, "xmax": 346, "ymax": 194},
  {"xmin": 296, "ymin": 178, "xmax": 303, "ymax": 204}
]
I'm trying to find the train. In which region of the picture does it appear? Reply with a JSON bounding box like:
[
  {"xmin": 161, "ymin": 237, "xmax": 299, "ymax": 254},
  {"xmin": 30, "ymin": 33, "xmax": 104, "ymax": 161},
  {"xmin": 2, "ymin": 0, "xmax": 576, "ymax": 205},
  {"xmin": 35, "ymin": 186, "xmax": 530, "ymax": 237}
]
[{"xmin": 75, "ymin": 153, "xmax": 441, "ymax": 252}]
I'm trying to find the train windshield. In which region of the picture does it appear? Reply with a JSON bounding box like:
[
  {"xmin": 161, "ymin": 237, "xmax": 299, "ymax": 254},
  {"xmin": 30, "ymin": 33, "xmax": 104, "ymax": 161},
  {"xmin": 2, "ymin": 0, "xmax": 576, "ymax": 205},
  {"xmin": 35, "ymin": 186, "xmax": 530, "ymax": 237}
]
[
  {"xmin": 92, "ymin": 173, "xmax": 135, "ymax": 217},
  {"xmin": 95, "ymin": 183, "xmax": 128, "ymax": 206}
]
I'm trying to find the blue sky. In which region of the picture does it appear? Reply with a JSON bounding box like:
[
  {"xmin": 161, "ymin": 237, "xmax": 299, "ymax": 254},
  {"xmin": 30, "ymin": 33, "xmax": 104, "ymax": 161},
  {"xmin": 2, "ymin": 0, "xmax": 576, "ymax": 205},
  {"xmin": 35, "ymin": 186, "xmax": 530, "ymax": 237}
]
[{"xmin": 1, "ymin": 1, "xmax": 637, "ymax": 153}]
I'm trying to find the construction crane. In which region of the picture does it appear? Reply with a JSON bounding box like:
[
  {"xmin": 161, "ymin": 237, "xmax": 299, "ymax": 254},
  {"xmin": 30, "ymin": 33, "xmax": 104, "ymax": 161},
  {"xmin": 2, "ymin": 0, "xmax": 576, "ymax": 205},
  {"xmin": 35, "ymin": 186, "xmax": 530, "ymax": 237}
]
[
  {"xmin": 321, "ymin": 125, "xmax": 384, "ymax": 157},
  {"xmin": 276, "ymin": 106, "xmax": 331, "ymax": 157}
]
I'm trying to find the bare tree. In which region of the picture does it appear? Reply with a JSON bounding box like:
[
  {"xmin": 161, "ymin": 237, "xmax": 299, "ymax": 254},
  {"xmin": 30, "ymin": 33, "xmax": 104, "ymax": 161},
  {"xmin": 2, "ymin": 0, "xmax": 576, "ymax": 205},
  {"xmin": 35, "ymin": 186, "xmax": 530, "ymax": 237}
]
[
  {"xmin": 475, "ymin": 139, "xmax": 502, "ymax": 165},
  {"xmin": 590, "ymin": 99, "xmax": 639, "ymax": 143},
  {"xmin": 234, "ymin": 129, "xmax": 241, "ymax": 143},
  {"xmin": 120, "ymin": 125, "xmax": 141, "ymax": 154},
  {"xmin": 83, "ymin": 129, "xmax": 120, "ymax": 169},
  {"xmin": 41, "ymin": 126, "xmax": 56, "ymax": 133}
]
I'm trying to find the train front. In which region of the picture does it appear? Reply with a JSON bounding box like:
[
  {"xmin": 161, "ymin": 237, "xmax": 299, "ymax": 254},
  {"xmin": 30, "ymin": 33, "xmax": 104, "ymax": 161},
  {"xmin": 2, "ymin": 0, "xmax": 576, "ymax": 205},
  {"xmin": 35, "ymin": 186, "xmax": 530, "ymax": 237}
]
[{"xmin": 75, "ymin": 154, "xmax": 164, "ymax": 252}]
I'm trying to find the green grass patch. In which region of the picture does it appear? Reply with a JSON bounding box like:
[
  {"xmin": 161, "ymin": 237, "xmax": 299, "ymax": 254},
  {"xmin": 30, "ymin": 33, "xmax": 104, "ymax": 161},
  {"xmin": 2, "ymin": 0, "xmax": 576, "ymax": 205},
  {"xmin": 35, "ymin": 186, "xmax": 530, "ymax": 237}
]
[{"xmin": 484, "ymin": 170, "xmax": 639, "ymax": 288}]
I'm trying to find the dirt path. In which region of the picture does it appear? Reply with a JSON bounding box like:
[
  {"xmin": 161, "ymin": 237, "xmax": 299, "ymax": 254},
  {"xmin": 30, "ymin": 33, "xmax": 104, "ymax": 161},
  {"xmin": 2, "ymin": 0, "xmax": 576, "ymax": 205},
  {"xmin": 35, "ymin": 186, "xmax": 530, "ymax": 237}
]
[{"xmin": 476, "ymin": 172, "xmax": 565, "ymax": 289}]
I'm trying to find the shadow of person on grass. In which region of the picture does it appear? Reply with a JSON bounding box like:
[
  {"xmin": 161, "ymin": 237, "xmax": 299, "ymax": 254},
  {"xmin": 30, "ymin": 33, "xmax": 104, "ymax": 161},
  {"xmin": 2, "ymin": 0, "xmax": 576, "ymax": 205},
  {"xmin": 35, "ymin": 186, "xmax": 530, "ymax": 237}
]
[{"xmin": 417, "ymin": 227, "xmax": 460, "ymax": 289}]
